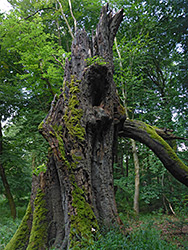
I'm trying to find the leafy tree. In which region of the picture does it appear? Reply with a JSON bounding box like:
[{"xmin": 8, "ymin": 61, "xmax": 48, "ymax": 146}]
[
  {"xmin": 0, "ymin": 11, "xmax": 26, "ymax": 219},
  {"xmin": 112, "ymin": 0, "xmax": 188, "ymax": 214}
]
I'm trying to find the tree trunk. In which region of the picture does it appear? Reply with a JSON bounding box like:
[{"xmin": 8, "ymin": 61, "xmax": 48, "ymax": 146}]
[
  {"xmin": 132, "ymin": 139, "xmax": 140, "ymax": 214},
  {"xmin": 5, "ymin": 5, "xmax": 124, "ymax": 250},
  {"xmin": 0, "ymin": 120, "xmax": 16, "ymax": 220}
]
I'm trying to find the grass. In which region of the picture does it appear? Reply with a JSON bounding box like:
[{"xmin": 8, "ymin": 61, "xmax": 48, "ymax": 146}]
[
  {"xmin": 1, "ymin": 195, "xmax": 187, "ymax": 250},
  {"xmin": 0, "ymin": 196, "xmax": 27, "ymax": 250},
  {"xmin": 85, "ymin": 221, "xmax": 179, "ymax": 250}
]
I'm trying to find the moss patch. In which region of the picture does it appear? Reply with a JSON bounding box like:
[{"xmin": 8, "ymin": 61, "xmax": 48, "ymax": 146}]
[
  {"xmin": 38, "ymin": 120, "xmax": 44, "ymax": 131},
  {"xmin": 27, "ymin": 189, "xmax": 48, "ymax": 250},
  {"xmin": 63, "ymin": 76, "xmax": 85, "ymax": 142},
  {"xmin": 32, "ymin": 163, "xmax": 47, "ymax": 176},
  {"xmin": 70, "ymin": 182, "xmax": 99, "ymax": 249},
  {"xmin": 5, "ymin": 202, "xmax": 32, "ymax": 250},
  {"xmin": 49, "ymin": 76, "xmax": 98, "ymax": 248},
  {"xmin": 140, "ymin": 121, "xmax": 188, "ymax": 173}
]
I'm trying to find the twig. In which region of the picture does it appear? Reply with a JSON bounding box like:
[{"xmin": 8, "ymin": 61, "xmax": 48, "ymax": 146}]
[
  {"xmin": 68, "ymin": 0, "xmax": 77, "ymax": 32},
  {"xmin": 52, "ymin": 55, "xmax": 65, "ymax": 69},
  {"xmin": 56, "ymin": 0, "xmax": 74, "ymax": 39},
  {"xmin": 24, "ymin": 8, "xmax": 53, "ymax": 20}
]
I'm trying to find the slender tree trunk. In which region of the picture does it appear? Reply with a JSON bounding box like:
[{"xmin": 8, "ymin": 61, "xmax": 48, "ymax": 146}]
[
  {"xmin": 0, "ymin": 120, "xmax": 16, "ymax": 220},
  {"xmin": 115, "ymin": 37, "xmax": 140, "ymax": 215},
  {"xmin": 132, "ymin": 139, "xmax": 140, "ymax": 214}
]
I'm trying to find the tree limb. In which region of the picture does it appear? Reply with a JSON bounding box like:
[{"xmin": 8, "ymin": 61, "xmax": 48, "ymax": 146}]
[
  {"xmin": 52, "ymin": 55, "xmax": 65, "ymax": 69},
  {"xmin": 56, "ymin": 0, "xmax": 74, "ymax": 39},
  {"xmin": 119, "ymin": 119, "xmax": 188, "ymax": 187},
  {"xmin": 24, "ymin": 8, "xmax": 53, "ymax": 20},
  {"xmin": 155, "ymin": 128, "xmax": 188, "ymax": 141},
  {"xmin": 68, "ymin": 0, "xmax": 77, "ymax": 33}
]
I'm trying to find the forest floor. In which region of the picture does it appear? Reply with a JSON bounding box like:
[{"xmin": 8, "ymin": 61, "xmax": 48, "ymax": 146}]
[
  {"xmin": 156, "ymin": 216, "xmax": 188, "ymax": 249},
  {"xmin": 1, "ymin": 196, "xmax": 188, "ymax": 249},
  {"xmin": 125, "ymin": 214, "xmax": 188, "ymax": 249}
]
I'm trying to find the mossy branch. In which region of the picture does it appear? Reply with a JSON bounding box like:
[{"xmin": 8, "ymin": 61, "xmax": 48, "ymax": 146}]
[{"xmin": 119, "ymin": 119, "xmax": 188, "ymax": 187}]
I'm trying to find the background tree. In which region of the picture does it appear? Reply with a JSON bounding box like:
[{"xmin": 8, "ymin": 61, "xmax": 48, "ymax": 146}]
[
  {"xmin": 112, "ymin": 0, "xmax": 188, "ymax": 213},
  {"xmin": 0, "ymin": 12, "xmax": 26, "ymax": 219}
]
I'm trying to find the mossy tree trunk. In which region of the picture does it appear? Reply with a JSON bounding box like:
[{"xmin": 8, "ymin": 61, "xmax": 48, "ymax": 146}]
[
  {"xmin": 5, "ymin": 5, "xmax": 124, "ymax": 250},
  {"xmin": 5, "ymin": 4, "xmax": 188, "ymax": 250}
]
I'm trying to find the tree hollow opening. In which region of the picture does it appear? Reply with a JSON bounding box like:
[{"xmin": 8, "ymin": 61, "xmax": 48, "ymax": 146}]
[{"xmin": 86, "ymin": 64, "xmax": 109, "ymax": 107}]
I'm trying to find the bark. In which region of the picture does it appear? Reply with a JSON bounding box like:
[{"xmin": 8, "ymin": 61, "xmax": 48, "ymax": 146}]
[
  {"xmin": 132, "ymin": 139, "xmax": 140, "ymax": 214},
  {"xmin": 120, "ymin": 119, "xmax": 188, "ymax": 187},
  {"xmin": 5, "ymin": 5, "xmax": 124, "ymax": 250},
  {"xmin": 0, "ymin": 120, "xmax": 16, "ymax": 220}
]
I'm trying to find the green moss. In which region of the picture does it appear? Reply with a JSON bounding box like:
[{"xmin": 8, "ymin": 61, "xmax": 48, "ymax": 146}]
[
  {"xmin": 118, "ymin": 104, "xmax": 126, "ymax": 115},
  {"xmin": 49, "ymin": 131, "xmax": 55, "ymax": 136},
  {"xmin": 50, "ymin": 77, "xmax": 97, "ymax": 248},
  {"xmin": 85, "ymin": 56, "xmax": 107, "ymax": 66},
  {"xmin": 52, "ymin": 125, "xmax": 71, "ymax": 169},
  {"xmin": 63, "ymin": 76, "xmax": 85, "ymax": 142},
  {"xmin": 5, "ymin": 203, "xmax": 32, "ymax": 250},
  {"xmin": 141, "ymin": 121, "xmax": 188, "ymax": 173},
  {"xmin": 70, "ymin": 183, "xmax": 99, "ymax": 249},
  {"xmin": 27, "ymin": 189, "xmax": 48, "ymax": 250},
  {"xmin": 38, "ymin": 120, "xmax": 44, "ymax": 130}
]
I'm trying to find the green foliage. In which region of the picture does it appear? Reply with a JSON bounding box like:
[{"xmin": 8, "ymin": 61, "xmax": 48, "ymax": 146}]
[
  {"xmin": 5, "ymin": 202, "xmax": 32, "ymax": 250},
  {"xmin": 112, "ymin": 0, "xmax": 187, "ymax": 217},
  {"xmin": 0, "ymin": 218, "xmax": 21, "ymax": 250},
  {"xmin": 84, "ymin": 223, "xmax": 178, "ymax": 250},
  {"xmin": 32, "ymin": 163, "xmax": 47, "ymax": 176},
  {"xmin": 0, "ymin": 108, "xmax": 49, "ymax": 201},
  {"xmin": 0, "ymin": 195, "xmax": 26, "ymax": 249}
]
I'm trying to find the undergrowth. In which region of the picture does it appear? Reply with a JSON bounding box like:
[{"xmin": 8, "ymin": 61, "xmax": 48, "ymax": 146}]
[
  {"xmin": 1, "ymin": 195, "xmax": 186, "ymax": 250},
  {"xmin": 85, "ymin": 222, "xmax": 178, "ymax": 250},
  {"xmin": 0, "ymin": 196, "xmax": 26, "ymax": 250}
]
